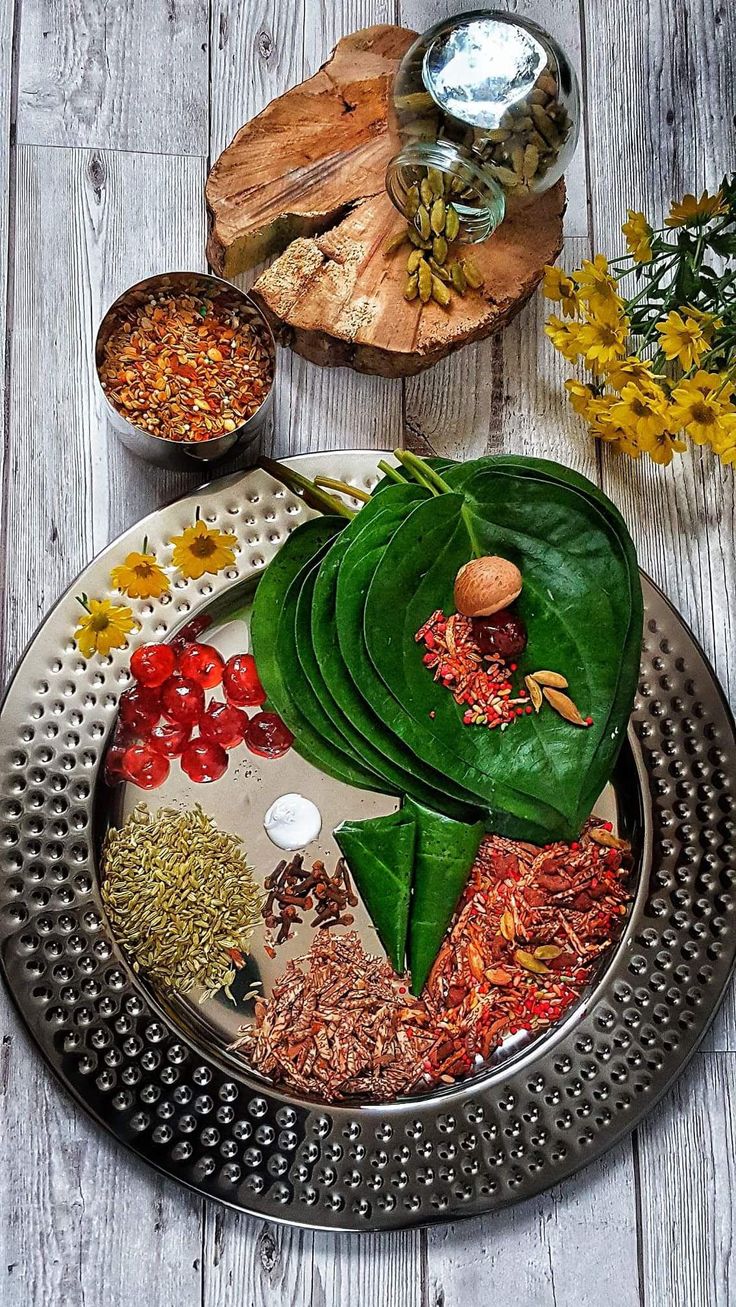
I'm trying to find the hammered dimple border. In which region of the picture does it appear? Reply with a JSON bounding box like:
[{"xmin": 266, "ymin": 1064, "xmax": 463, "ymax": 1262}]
[{"xmin": 1, "ymin": 450, "xmax": 735, "ymax": 1232}]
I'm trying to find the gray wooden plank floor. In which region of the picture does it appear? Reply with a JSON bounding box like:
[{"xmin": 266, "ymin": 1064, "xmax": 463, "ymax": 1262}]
[{"xmin": 0, "ymin": 2, "xmax": 734, "ymax": 1304}]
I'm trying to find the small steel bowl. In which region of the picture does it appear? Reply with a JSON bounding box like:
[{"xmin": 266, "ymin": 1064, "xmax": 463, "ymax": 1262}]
[{"xmin": 95, "ymin": 270, "xmax": 276, "ymax": 469}]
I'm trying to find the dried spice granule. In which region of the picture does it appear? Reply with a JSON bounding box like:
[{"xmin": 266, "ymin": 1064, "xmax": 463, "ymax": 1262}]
[
  {"xmin": 101, "ymin": 803, "xmax": 262, "ymax": 999},
  {"xmin": 99, "ymin": 288, "xmax": 274, "ymax": 443},
  {"xmin": 416, "ymin": 609, "xmax": 528, "ymax": 728}
]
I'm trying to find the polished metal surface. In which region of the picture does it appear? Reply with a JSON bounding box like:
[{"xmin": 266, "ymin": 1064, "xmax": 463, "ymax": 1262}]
[
  {"xmin": 1, "ymin": 450, "xmax": 735, "ymax": 1232},
  {"xmin": 94, "ymin": 270, "xmax": 276, "ymax": 468}
]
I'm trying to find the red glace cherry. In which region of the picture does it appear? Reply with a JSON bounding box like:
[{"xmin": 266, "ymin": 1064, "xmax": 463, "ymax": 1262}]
[
  {"xmin": 129, "ymin": 642, "xmax": 176, "ymax": 688},
  {"xmin": 160, "ymin": 675, "xmax": 205, "ymax": 726},
  {"xmin": 119, "ymin": 684, "xmax": 161, "ymax": 735},
  {"xmin": 149, "ymin": 719, "xmax": 192, "ymax": 757},
  {"xmin": 244, "ymin": 711, "xmax": 294, "ymax": 758},
  {"xmin": 471, "ymin": 609, "xmax": 528, "ymax": 659},
  {"xmin": 104, "ymin": 743, "xmax": 128, "ymax": 786},
  {"xmin": 170, "ymin": 613, "xmax": 213, "ymax": 654},
  {"xmin": 121, "ymin": 743, "xmax": 170, "ymax": 789},
  {"xmin": 180, "ymin": 738, "xmax": 228, "ymax": 783},
  {"xmin": 176, "ymin": 642, "xmax": 224, "ymax": 689},
  {"xmin": 223, "ymin": 653, "xmax": 266, "ymax": 707},
  {"xmin": 199, "ymin": 701, "xmax": 248, "ymax": 750}
]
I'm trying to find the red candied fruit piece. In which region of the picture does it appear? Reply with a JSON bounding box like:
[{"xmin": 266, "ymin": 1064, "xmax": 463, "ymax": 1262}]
[
  {"xmin": 223, "ymin": 653, "xmax": 266, "ymax": 707},
  {"xmin": 129, "ymin": 642, "xmax": 176, "ymax": 688},
  {"xmin": 170, "ymin": 613, "xmax": 213, "ymax": 654},
  {"xmin": 176, "ymin": 641, "xmax": 224, "ymax": 689},
  {"xmin": 160, "ymin": 674, "xmax": 205, "ymax": 725},
  {"xmin": 149, "ymin": 719, "xmax": 192, "ymax": 758},
  {"xmin": 180, "ymin": 738, "xmax": 228, "ymax": 783},
  {"xmin": 199, "ymin": 700, "xmax": 248, "ymax": 750},
  {"xmin": 122, "ymin": 743, "xmax": 170, "ymax": 789},
  {"xmin": 119, "ymin": 684, "xmax": 161, "ymax": 735},
  {"xmin": 104, "ymin": 743, "xmax": 128, "ymax": 786},
  {"xmin": 244, "ymin": 711, "xmax": 294, "ymax": 758},
  {"xmin": 472, "ymin": 608, "xmax": 528, "ymax": 658}
]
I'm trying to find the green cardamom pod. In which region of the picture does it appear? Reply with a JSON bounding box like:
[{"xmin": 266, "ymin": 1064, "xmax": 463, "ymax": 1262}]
[
  {"xmin": 431, "ymin": 274, "xmax": 451, "ymax": 307},
  {"xmin": 418, "ymin": 259, "xmax": 432, "ymax": 303},
  {"xmin": 450, "ymin": 261, "xmax": 467, "ymax": 294},
  {"xmin": 404, "ymin": 273, "xmax": 419, "ymax": 301},
  {"xmin": 415, "ymin": 205, "xmax": 431, "ymax": 240},
  {"xmin": 430, "ymin": 197, "xmax": 446, "ymax": 235},
  {"xmin": 461, "ymin": 257, "xmax": 484, "ymax": 289},
  {"xmin": 444, "ymin": 205, "xmax": 460, "ymax": 242},
  {"xmin": 432, "ymin": 234, "xmax": 448, "ymax": 265}
]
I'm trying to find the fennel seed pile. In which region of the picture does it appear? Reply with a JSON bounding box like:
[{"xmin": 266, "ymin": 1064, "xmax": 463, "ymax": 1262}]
[{"xmin": 101, "ymin": 803, "xmax": 261, "ymax": 999}]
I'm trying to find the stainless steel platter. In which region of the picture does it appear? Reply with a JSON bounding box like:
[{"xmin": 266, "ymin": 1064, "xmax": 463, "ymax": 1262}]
[{"xmin": 1, "ymin": 449, "xmax": 735, "ymax": 1232}]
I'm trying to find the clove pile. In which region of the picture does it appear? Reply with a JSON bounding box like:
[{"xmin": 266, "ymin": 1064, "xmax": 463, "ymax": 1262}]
[{"xmin": 262, "ymin": 854, "xmax": 358, "ymax": 952}]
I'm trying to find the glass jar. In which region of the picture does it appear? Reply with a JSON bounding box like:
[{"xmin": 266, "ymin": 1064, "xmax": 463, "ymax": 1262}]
[{"xmin": 386, "ymin": 10, "xmax": 581, "ymax": 242}]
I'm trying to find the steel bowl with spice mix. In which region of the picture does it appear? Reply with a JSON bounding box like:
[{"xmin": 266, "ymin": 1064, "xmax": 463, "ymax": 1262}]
[{"xmin": 95, "ymin": 271, "xmax": 275, "ymax": 468}]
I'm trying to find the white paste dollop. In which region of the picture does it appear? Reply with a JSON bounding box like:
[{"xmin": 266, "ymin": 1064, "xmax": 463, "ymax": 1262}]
[{"xmin": 263, "ymin": 793, "xmax": 322, "ymax": 851}]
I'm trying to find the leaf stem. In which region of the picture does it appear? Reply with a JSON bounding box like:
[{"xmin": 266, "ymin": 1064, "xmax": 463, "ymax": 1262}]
[
  {"xmin": 394, "ymin": 448, "xmax": 453, "ymax": 495},
  {"xmin": 258, "ymin": 458, "xmax": 355, "ymax": 519},
  {"xmin": 377, "ymin": 459, "xmax": 408, "ymax": 485},
  {"xmin": 314, "ymin": 475, "xmax": 372, "ymax": 503}
]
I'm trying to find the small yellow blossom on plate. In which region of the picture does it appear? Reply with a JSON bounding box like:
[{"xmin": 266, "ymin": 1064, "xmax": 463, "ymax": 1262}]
[
  {"xmin": 665, "ymin": 188, "xmax": 728, "ymax": 228},
  {"xmin": 670, "ymin": 372, "xmax": 736, "ymax": 447},
  {"xmin": 171, "ymin": 519, "xmax": 238, "ymax": 580},
  {"xmin": 543, "ymin": 265, "xmax": 580, "ymax": 317},
  {"xmin": 74, "ymin": 598, "xmax": 139, "ymax": 659},
  {"xmin": 110, "ymin": 550, "xmax": 170, "ymax": 600},
  {"xmin": 621, "ymin": 210, "xmax": 653, "ymax": 263},
  {"xmin": 656, "ymin": 310, "xmax": 709, "ymax": 371}
]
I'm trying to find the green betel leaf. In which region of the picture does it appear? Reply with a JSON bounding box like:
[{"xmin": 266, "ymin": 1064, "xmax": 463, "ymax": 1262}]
[
  {"xmin": 404, "ymin": 800, "xmax": 485, "ymax": 996},
  {"xmin": 250, "ymin": 516, "xmax": 384, "ymax": 792},
  {"xmin": 334, "ymin": 810, "xmax": 417, "ymax": 972},
  {"xmin": 363, "ymin": 466, "xmax": 641, "ymax": 840}
]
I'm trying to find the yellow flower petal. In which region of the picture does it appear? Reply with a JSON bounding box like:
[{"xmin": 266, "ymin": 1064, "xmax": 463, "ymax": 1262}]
[
  {"xmin": 665, "ymin": 189, "xmax": 728, "ymax": 228},
  {"xmin": 74, "ymin": 599, "xmax": 138, "ymax": 660},
  {"xmin": 110, "ymin": 551, "xmax": 170, "ymax": 600},
  {"xmin": 170, "ymin": 519, "xmax": 238, "ymax": 581},
  {"xmin": 656, "ymin": 311, "xmax": 708, "ymax": 371},
  {"xmin": 621, "ymin": 210, "xmax": 653, "ymax": 263}
]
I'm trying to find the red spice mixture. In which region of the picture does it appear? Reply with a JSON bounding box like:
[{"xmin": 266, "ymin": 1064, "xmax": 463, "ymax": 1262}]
[
  {"xmin": 417, "ymin": 819, "xmax": 632, "ymax": 1086},
  {"xmin": 99, "ymin": 288, "xmax": 274, "ymax": 443},
  {"xmin": 416, "ymin": 609, "xmax": 532, "ymax": 728},
  {"xmin": 238, "ymin": 821, "xmax": 632, "ymax": 1102}
]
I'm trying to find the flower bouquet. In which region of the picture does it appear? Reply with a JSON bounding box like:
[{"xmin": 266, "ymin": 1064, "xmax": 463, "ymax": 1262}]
[{"xmin": 544, "ymin": 177, "xmax": 736, "ymax": 465}]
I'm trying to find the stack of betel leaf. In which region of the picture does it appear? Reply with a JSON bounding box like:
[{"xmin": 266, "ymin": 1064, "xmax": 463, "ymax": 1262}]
[{"xmin": 250, "ymin": 451, "xmax": 642, "ymax": 993}]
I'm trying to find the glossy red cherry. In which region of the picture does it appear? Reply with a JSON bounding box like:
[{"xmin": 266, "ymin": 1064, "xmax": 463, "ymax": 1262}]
[
  {"xmin": 180, "ymin": 738, "xmax": 228, "ymax": 783},
  {"xmin": 176, "ymin": 642, "xmax": 224, "ymax": 689},
  {"xmin": 129, "ymin": 642, "xmax": 176, "ymax": 688},
  {"xmin": 244, "ymin": 711, "xmax": 294, "ymax": 758},
  {"xmin": 160, "ymin": 675, "xmax": 205, "ymax": 725},
  {"xmin": 122, "ymin": 743, "xmax": 170, "ymax": 789},
  {"xmin": 170, "ymin": 613, "xmax": 213, "ymax": 654},
  {"xmin": 119, "ymin": 684, "xmax": 161, "ymax": 735},
  {"xmin": 199, "ymin": 700, "xmax": 248, "ymax": 749},
  {"xmin": 472, "ymin": 609, "xmax": 528, "ymax": 659},
  {"xmin": 223, "ymin": 653, "xmax": 266, "ymax": 707},
  {"xmin": 104, "ymin": 743, "xmax": 128, "ymax": 786},
  {"xmin": 149, "ymin": 719, "xmax": 192, "ymax": 757}
]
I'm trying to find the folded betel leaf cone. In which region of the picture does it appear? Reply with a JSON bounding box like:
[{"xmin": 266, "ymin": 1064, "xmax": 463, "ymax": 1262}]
[
  {"xmin": 334, "ymin": 809, "xmax": 416, "ymax": 973},
  {"xmin": 403, "ymin": 800, "xmax": 485, "ymax": 997}
]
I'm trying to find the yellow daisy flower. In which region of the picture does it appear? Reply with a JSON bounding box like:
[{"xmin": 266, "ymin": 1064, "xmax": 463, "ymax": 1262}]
[
  {"xmin": 543, "ymin": 265, "xmax": 580, "ymax": 317},
  {"xmin": 656, "ymin": 310, "xmax": 709, "ymax": 371},
  {"xmin": 604, "ymin": 355, "xmax": 657, "ymax": 392},
  {"xmin": 74, "ymin": 598, "xmax": 139, "ymax": 659},
  {"xmin": 670, "ymin": 371, "xmax": 736, "ymax": 447},
  {"xmin": 682, "ymin": 305, "xmax": 722, "ymax": 341},
  {"xmin": 573, "ymin": 255, "xmax": 624, "ymax": 320},
  {"xmin": 665, "ymin": 188, "xmax": 728, "ymax": 228},
  {"xmin": 171, "ymin": 519, "xmax": 238, "ymax": 580},
  {"xmin": 564, "ymin": 379, "xmax": 595, "ymax": 417},
  {"xmin": 611, "ymin": 382, "xmax": 671, "ymax": 442},
  {"xmin": 577, "ymin": 316, "xmax": 629, "ymax": 372},
  {"xmin": 545, "ymin": 316, "xmax": 587, "ymax": 363},
  {"xmin": 639, "ymin": 430, "xmax": 688, "ymax": 466},
  {"xmin": 621, "ymin": 210, "xmax": 653, "ymax": 263},
  {"xmin": 586, "ymin": 396, "xmax": 643, "ymax": 458},
  {"xmin": 110, "ymin": 550, "xmax": 170, "ymax": 600}
]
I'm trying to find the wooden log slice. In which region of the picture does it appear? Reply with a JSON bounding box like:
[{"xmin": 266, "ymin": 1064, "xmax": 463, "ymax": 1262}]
[{"xmin": 205, "ymin": 24, "xmax": 565, "ymax": 378}]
